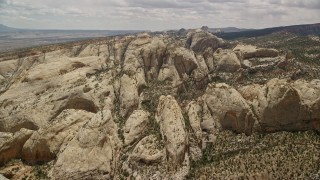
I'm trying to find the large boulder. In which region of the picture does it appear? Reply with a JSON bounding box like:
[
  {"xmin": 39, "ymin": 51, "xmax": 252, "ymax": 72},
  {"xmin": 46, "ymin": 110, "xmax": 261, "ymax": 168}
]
[
  {"xmin": 190, "ymin": 54, "xmax": 209, "ymax": 80},
  {"xmin": 237, "ymin": 84, "xmax": 266, "ymax": 131},
  {"xmin": 203, "ymin": 83, "xmax": 256, "ymax": 135},
  {"xmin": 118, "ymin": 35, "xmax": 151, "ymax": 117},
  {"xmin": 260, "ymin": 79, "xmax": 307, "ymax": 132},
  {"xmin": 141, "ymin": 38, "xmax": 167, "ymax": 81},
  {"xmin": 233, "ymin": 44, "xmax": 279, "ymax": 59},
  {"xmin": 158, "ymin": 65, "xmax": 181, "ymax": 86},
  {"xmin": 292, "ymin": 79, "xmax": 320, "ymax": 131},
  {"xmin": 171, "ymin": 47, "xmax": 198, "ymax": 78},
  {"xmin": 184, "ymin": 98, "xmax": 217, "ymax": 147},
  {"xmin": 186, "ymin": 29, "xmax": 224, "ymax": 53},
  {"xmin": 52, "ymin": 109, "xmax": 121, "ymax": 179},
  {"xmin": 214, "ymin": 48, "xmax": 241, "ymax": 72},
  {"xmin": 239, "ymin": 78, "xmax": 320, "ymax": 132},
  {"xmin": 155, "ymin": 95, "xmax": 188, "ymax": 170},
  {"xmin": 0, "ymin": 129, "xmax": 33, "ymax": 164},
  {"xmin": 124, "ymin": 110, "xmax": 149, "ymax": 145},
  {"xmin": 119, "ymin": 74, "xmax": 140, "ymax": 117},
  {"xmin": 186, "ymin": 101, "xmax": 202, "ymax": 142},
  {"xmin": 158, "ymin": 46, "xmax": 198, "ymax": 86},
  {"xmin": 122, "ymin": 34, "xmax": 151, "ymax": 76},
  {"xmin": 129, "ymin": 135, "xmax": 164, "ymax": 163}
]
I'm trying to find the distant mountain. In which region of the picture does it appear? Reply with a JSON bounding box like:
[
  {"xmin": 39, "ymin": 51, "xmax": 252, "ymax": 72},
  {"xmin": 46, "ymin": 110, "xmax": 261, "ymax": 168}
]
[
  {"xmin": 208, "ymin": 27, "xmax": 253, "ymax": 33},
  {"xmin": 0, "ymin": 24, "xmax": 145, "ymax": 34},
  {"xmin": 0, "ymin": 24, "xmax": 18, "ymax": 32},
  {"xmin": 162, "ymin": 26, "xmax": 252, "ymax": 36},
  {"xmin": 0, "ymin": 24, "xmax": 146, "ymax": 51},
  {"xmin": 215, "ymin": 23, "xmax": 320, "ymax": 40}
]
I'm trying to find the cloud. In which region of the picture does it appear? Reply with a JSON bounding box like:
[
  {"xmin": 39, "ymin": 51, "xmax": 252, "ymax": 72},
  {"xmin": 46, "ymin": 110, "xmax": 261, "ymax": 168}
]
[
  {"xmin": 18, "ymin": 16, "xmax": 35, "ymax": 21},
  {"xmin": 0, "ymin": 0, "xmax": 319, "ymax": 30},
  {"xmin": 268, "ymin": 0, "xmax": 320, "ymax": 9},
  {"xmin": 0, "ymin": 0, "xmax": 8, "ymax": 8}
]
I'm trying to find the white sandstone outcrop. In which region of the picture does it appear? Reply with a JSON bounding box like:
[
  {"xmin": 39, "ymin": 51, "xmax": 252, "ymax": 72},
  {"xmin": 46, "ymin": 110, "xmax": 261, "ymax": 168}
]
[
  {"xmin": 155, "ymin": 95, "xmax": 188, "ymax": 170},
  {"xmin": 214, "ymin": 48, "xmax": 241, "ymax": 72},
  {"xmin": 124, "ymin": 110, "xmax": 149, "ymax": 145},
  {"xmin": 52, "ymin": 109, "xmax": 121, "ymax": 179},
  {"xmin": 203, "ymin": 83, "xmax": 256, "ymax": 135}
]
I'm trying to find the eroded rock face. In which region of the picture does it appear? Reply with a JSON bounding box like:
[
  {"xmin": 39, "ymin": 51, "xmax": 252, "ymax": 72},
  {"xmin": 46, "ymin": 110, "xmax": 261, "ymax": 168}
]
[
  {"xmin": 214, "ymin": 48, "xmax": 241, "ymax": 72},
  {"xmin": 239, "ymin": 78, "xmax": 320, "ymax": 132},
  {"xmin": 203, "ymin": 83, "xmax": 256, "ymax": 135},
  {"xmin": 0, "ymin": 129, "xmax": 33, "ymax": 164},
  {"xmin": 120, "ymin": 74, "xmax": 140, "ymax": 117},
  {"xmin": 0, "ymin": 54, "xmax": 106, "ymax": 133},
  {"xmin": 260, "ymin": 79, "xmax": 305, "ymax": 132},
  {"xmin": 158, "ymin": 46, "xmax": 198, "ymax": 86},
  {"xmin": 51, "ymin": 93, "xmax": 98, "ymax": 119},
  {"xmin": 187, "ymin": 29, "xmax": 225, "ymax": 53},
  {"xmin": 292, "ymin": 79, "xmax": 320, "ymax": 116},
  {"xmin": 21, "ymin": 110, "xmax": 94, "ymax": 163},
  {"xmin": 233, "ymin": 44, "xmax": 279, "ymax": 59},
  {"xmin": 0, "ymin": 114, "xmax": 38, "ymax": 133},
  {"xmin": 130, "ymin": 135, "xmax": 164, "ymax": 163},
  {"xmin": 124, "ymin": 110, "xmax": 149, "ymax": 145},
  {"xmin": 155, "ymin": 95, "xmax": 188, "ymax": 170},
  {"xmin": 186, "ymin": 101, "xmax": 202, "ymax": 142},
  {"xmin": 141, "ymin": 37, "xmax": 166, "ymax": 81},
  {"xmin": 52, "ymin": 109, "xmax": 121, "ymax": 179},
  {"xmin": 171, "ymin": 47, "xmax": 198, "ymax": 78},
  {"xmin": 237, "ymin": 84, "xmax": 265, "ymax": 131}
]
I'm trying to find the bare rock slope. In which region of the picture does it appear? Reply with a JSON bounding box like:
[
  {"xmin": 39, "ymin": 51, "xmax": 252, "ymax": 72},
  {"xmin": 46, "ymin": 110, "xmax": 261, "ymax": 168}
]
[{"xmin": 0, "ymin": 29, "xmax": 319, "ymax": 179}]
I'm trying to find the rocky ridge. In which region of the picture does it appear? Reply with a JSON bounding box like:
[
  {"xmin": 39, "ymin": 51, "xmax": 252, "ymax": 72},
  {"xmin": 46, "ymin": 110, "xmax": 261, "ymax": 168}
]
[{"xmin": 0, "ymin": 29, "xmax": 319, "ymax": 179}]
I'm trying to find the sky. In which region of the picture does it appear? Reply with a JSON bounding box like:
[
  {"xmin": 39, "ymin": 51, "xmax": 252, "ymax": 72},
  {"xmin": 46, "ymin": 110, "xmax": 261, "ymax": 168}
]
[{"xmin": 0, "ymin": 0, "xmax": 319, "ymax": 31}]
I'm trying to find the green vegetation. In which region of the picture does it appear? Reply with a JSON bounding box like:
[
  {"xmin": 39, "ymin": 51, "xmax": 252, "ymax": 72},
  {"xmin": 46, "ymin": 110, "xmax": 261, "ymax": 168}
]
[
  {"xmin": 0, "ymin": 159, "xmax": 50, "ymax": 180},
  {"xmin": 187, "ymin": 130, "xmax": 320, "ymax": 179},
  {"xmin": 237, "ymin": 33, "xmax": 320, "ymax": 65},
  {"xmin": 34, "ymin": 165, "xmax": 49, "ymax": 179},
  {"xmin": 215, "ymin": 23, "xmax": 320, "ymax": 40},
  {"xmin": 140, "ymin": 80, "xmax": 170, "ymax": 140}
]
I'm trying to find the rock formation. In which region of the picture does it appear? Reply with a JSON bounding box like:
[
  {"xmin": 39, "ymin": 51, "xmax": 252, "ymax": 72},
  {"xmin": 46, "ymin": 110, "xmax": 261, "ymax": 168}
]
[
  {"xmin": 239, "ymin": 78, "xmax": 320, "ymax": 132},
  {"xmin": 52, "ymin": 109, "xmax": 121, "ymax": 179},
  {"xmin": 124, "ymin": 110, "xmax": 149, "ymax": 145},
  {"xmin": 214, "ymin": 48, "xmax": 241, "ymax": 72},
  {"xmin": 0, "ymin": 28, "xmax": 319, "ymax": 179},
  {"xmin": 155, "ymin": 95, "xmax": 188, "ymax": 170},
  {"xmin": 203, "ymin": 83, "xmax": 256, "ymax": 135}
]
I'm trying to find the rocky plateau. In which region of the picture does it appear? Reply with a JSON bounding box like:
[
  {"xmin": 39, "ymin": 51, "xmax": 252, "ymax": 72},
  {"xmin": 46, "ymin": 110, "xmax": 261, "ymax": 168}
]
[{"xmin": 0, "ymin": 29, "xmax": 319, "ymax": 179}]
